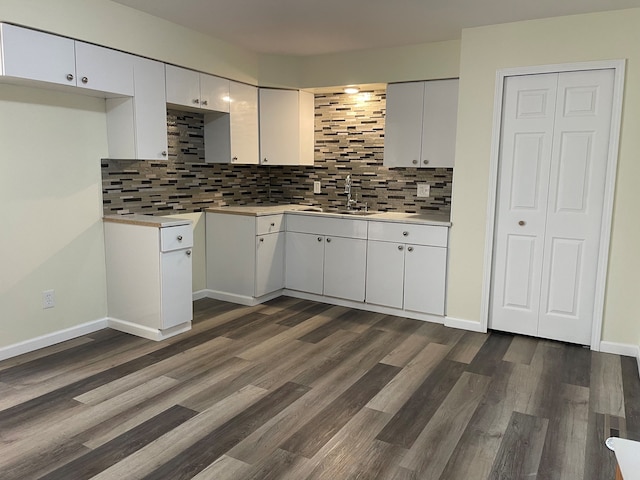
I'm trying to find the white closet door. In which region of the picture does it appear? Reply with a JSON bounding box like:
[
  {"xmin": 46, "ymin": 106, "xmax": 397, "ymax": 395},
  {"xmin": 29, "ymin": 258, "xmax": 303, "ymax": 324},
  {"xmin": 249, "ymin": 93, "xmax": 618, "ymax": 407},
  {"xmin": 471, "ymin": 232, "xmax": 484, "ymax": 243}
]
[
  {"xmin": 491, "ymin": 69, "xmax": 615, "ymax": 345},
  {"xmin": 491, "ymin": 73, "xmax": 558, "ymax": 337},
  {"xmin": 538, "ymin": 69, "xmax": 614, "ymax": 344}
]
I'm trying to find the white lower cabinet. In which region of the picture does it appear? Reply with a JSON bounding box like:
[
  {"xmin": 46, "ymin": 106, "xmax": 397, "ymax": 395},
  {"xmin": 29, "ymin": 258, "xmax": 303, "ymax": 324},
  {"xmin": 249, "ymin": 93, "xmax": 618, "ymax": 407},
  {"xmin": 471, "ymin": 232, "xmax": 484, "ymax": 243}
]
[
  {"xmin": 206, "ymin": 212, "xmax": 285, "ymax": 301},
  {"xmin": 104, "ymin": 218, "xmax": 193, "ymax": 340},
  {"xmin": 285, "ymin": 215, "xmax": 368, "ymax": 302},
  {"xmin": 366, "ymin": 221, "xmax": 448, "ymax": 315}
]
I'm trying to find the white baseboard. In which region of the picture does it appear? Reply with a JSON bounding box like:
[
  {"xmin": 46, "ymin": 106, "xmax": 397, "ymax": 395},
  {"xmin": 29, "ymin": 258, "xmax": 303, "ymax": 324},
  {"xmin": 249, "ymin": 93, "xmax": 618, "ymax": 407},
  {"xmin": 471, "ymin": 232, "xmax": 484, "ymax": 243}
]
[
  {"xmin": 0, "ymin": 318, "xmax": 108, "ymax": 362},
  {"xmin": 202, "ymin": 289, "xmax": 282, "ymax": 307},
  {"xmin": 107, "ymin": 318, "xmax": 191, "ymax": 341},
  {"xmin": 599, "ymin": 341, "xmax": 640, "ymax": 372},
  {"xmin": 192, "ymin": 290, "xmax": 209, "ymax": 301},
  {"xmin": 444, "ymin": 316, "xmax": 487, "ymax": 333}
]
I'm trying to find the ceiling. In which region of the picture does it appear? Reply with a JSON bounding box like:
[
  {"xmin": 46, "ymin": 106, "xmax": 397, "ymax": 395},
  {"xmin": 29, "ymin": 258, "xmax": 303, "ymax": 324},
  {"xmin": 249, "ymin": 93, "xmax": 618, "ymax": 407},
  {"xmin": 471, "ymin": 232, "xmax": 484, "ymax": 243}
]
[{"xmin": 112, "ymin": 0, "xmax": 640, "ymax": 56}]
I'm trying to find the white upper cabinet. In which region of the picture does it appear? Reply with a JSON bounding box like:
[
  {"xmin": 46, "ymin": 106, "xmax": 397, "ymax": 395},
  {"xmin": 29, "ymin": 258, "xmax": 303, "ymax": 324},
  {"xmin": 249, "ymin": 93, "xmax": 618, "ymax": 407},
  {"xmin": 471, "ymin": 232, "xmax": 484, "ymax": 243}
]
[
  {"xmin": 1, "ymin": 24, "xmax": 76, "ymax": 86},
  {"xmin": 384, "ymin": 79, "xmax": 459, "ymax": 168},
  {"xmin": 230, "ymin": 81, "xmax": 259, "ymax": 164},
  {"xmin": 259, "ymin": 88, "xmax": 314, "ymax": 166},
  {"xmin": 165, "ymin": 64, "xmax": 229, "ymax": 113},
  {"xmin": 0, "ymin": 24, "xmax": 133, "ymax": 96}
]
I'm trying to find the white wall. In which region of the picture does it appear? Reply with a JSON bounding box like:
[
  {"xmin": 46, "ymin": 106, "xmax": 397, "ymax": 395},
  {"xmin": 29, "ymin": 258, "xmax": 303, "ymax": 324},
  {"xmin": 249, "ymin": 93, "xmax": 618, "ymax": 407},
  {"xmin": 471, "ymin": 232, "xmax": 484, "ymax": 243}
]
[
  {"xmin": 447, "ymin": 9, "xmax": 640, "ymax": 348},
  {"xmin": 0, "ymin": 84, "xmax": 108, "ymax": 347}
]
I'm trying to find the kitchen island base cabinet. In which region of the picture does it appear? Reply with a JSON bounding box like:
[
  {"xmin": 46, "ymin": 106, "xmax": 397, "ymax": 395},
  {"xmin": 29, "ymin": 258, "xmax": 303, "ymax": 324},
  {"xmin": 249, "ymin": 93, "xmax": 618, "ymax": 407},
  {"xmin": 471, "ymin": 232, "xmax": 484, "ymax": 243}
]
[{"xmin": 104, "ymin": 218, "xmax": 193, "ymax": 341}]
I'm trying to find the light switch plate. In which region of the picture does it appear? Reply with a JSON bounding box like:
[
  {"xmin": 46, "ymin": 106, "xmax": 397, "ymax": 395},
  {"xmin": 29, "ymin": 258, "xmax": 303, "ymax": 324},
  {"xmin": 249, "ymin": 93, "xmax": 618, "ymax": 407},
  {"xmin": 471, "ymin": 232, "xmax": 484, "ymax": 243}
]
[
  {"xmin": 417, "ymin": 183, "xmax": 430, "ymax": 198},
  {"xmin": 313, "ymin": 181, "xmax": 321, "ymax": 194}
]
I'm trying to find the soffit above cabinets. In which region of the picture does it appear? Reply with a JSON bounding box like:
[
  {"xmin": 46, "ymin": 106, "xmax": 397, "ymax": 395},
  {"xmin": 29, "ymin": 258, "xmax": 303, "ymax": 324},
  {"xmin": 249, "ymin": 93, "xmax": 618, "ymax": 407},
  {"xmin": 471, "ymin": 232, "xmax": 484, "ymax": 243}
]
[{"xmin": 112, "ymin": 0, "xmax": 640, "ymax": 55}]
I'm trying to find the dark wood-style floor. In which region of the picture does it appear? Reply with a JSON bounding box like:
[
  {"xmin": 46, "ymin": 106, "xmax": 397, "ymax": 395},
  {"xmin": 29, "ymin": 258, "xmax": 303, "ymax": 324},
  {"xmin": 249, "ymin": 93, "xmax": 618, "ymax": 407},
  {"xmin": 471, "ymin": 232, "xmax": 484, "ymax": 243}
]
[{"xmin": 1, "ymin": 297, "xmax": 638, "ymax": 479}]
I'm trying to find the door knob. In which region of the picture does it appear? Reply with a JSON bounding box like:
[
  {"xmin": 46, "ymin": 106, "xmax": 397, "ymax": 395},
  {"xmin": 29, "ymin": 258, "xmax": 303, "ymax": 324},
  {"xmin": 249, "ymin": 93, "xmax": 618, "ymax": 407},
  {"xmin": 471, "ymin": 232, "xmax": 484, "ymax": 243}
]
[{"xmin": 518, "ymin": 221, "xmax": 526, "ymax": 226}]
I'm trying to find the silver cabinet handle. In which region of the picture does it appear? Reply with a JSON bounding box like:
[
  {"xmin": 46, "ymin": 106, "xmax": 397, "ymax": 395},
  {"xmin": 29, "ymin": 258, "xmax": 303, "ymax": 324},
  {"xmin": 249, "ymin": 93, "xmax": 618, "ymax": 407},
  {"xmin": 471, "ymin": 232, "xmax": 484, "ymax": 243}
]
[
  {"xmin": 201, "ymin": 100, "xmax": 208, "ymax": 106},
  {"xmin": 423, "ymin": 159, "xmax": 429, "ymax": 165},
  {"xmin": 326, "ymin": 238, "xmax": 332, "ymax": 243},
  {"xmin": 412, "ymin": 159, "xmax": 418, "ymax": 165},
  {"xmin": 518, "ymin": 220, "xmax": 526, "ymax": 226},
  {"xmin": 263, "ymin": 158, "xmax": 268, "ymax": 163},
  {"xmin": 186, "ymin": 250, "xmax": 192, "ymax": 256},
  {"xmin": 317, "ymin": 237, "xmax": 322, "ymax": 242},
  {"xmin": 161, "ymin": 151, "xmax": 168, "ymax": 157},
  {"xmin": 193, "ymin": 99, "xmax": 200, "ymax": 104},
  {"xmin": 66, "ymin": 73, "xmax": 74, "ymax": 81},
  {"xmin": 407, "ymin": 246, "xmax": 414, "ymax": 252},
  {"xmin": 177, "ymin": 235, "xmax": 183, "ymax": 241},
  {"xmin": 81, "ymin": 76, "xmax": 88, "ymax": 84},
  {"xmin": 398, "ymin": 245, "xmax": 404, "ymax": 250},
  {"xmin": 402, "ymin": 231, "xmax": 409, "ymax": 236}
]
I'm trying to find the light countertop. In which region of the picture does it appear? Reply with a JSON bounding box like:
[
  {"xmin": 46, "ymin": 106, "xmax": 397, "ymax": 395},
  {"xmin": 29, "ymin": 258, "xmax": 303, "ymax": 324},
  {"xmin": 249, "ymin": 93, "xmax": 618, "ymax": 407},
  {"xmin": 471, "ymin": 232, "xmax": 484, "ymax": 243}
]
[
  {"xmin": 205, "ymin": 204, "xmax": 322, "ymax": 216},
  {"xmin": 103, "ymin": 214, "xmax": 192, "ymax": 228}
]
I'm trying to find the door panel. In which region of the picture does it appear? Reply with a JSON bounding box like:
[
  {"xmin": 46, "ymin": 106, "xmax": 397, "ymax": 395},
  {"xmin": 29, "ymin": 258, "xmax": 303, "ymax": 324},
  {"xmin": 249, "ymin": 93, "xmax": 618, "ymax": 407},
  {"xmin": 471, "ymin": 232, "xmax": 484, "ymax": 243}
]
[
  {"xmin": 554, "ymin": 132, "xmax": 593, "ymax": 213},
  {"xmin": 545, "ymin": 238, "xmax": 583, "ymax": 317},
  {"xmin": 510, "ymin": 133, "xmax": 545, "ymax": 210}
]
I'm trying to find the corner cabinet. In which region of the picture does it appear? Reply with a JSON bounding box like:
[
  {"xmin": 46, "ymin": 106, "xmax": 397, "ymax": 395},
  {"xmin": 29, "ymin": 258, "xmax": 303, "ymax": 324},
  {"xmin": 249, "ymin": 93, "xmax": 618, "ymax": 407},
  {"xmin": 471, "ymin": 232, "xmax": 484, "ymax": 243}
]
[
  {"xmin": 259, "ymin": 89, "xmax": 314, "ymax": 166},
  {"xmin": 206, "ymin": 212, "xmax": 285, "ymax": 303},
  {"xmin": 205, "ymin": 81, "xmax": 260, "ymax": 164},
  {"xmin": 285, "ymin": 215, "xmax": 368, "ymax": 302},
  {"xmin": 365, "ymin": 221, "xmax": 448, "ymax": 315},
  {"xmin": 104, "ymin": 217, "xmax": 193, "ymax": 341},
  {"xmin": 384, "ymin": 79, "xmax": 459, "ymax": 168}
]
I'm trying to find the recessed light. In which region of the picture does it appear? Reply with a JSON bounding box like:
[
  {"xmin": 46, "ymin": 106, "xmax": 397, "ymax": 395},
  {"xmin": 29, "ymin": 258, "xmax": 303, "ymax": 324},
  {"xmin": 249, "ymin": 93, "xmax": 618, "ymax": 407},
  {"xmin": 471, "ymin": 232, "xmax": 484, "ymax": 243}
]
[{"xmin": 344, "ymin": 86, "xmax": 360, "ymax": 94}]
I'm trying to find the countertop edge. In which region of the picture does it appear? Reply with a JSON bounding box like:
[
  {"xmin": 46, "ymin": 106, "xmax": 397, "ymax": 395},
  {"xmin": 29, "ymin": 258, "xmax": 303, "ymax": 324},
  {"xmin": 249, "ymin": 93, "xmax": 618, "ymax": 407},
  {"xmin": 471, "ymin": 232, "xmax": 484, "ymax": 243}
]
[{"xmin": 103, "ymin": 214, "xmax": 193, "ymax": 228}]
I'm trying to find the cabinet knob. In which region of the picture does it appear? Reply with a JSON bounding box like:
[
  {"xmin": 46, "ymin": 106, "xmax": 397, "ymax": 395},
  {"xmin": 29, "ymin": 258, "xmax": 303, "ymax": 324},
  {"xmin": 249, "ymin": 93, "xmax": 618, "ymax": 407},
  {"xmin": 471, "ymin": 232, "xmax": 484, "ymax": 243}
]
[
  {"xmin": 66, "ymin": 73, "xmax": 74, "ymax": 81},
  {"xmin": 402, "ymin": 231, "xmax": 409, "ymax": 236},
  {"xmin": 398, "ymin": 245, "xmax": 404, "ymax": 251},
  {"xmin": 186, "ymin": 250, "xmax": 192, "ymax": 256},
  {"xmin": 423, "ymin": 159, "xmax": 429, "ymax": 165},
  {"xmin": 317, "ymin": 237, "xmax": 322, "ymax": 242},
  {"xmin": 407, "ymin": 246, "xmax": 414, "ymax": 252},
  {"xmin": 270, "ymin": 222, "xmax": 275, "ymax": 227},
  {"xmin": 177, "ymin": 235, "xmax": 183, "ymax": 241},
  {"xmin": 193, "ymin": 99, "xmax": 200, "ymax": 104},
  {"xmin": 161, "ymin": 151, "xmax": 168, "ymax": 157},
  {"xmin": 259, "ymin": 238, "xmax": 264, "ymax": 243},
  {"xmin": 202, "ymin": 100, "xmax": 208, "ymax": 106},
  {"xmin": 232, "ymin": 156, "xmax": 238, "ymax": 162},
  {"xmin": 263, "ymin": 158, "xmax": 268, "ymax": 163},
  {"xmin": 412, "ymin": 159, "xmax": 418, "ymax": 165},
  {"xmin": 81, "ymin": 76, "xmax": 88, "ymax": 84},
  {"xmin": 326, "ymin": 238, "xmax": 331, "ymax": 243},
  {"xmin": 518, "ymin": 220, "xmax": 526, "ymax": 226}
]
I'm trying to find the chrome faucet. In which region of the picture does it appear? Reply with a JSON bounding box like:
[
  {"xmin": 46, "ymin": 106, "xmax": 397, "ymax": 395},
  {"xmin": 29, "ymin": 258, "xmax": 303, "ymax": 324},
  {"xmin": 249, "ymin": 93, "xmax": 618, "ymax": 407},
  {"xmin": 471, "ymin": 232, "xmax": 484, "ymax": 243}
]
[{"xmin": 345, "ymin": 174, "xmax": 358, "ymax": 210}]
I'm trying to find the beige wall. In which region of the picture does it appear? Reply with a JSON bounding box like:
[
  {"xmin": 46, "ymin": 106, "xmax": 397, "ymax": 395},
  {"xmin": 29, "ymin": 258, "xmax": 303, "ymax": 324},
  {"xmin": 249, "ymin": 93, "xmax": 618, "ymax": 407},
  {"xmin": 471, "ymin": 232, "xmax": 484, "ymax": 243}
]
[
  {"xmin": 0, "ymin": 84, "xmax": 108, "ymax": 347},
  {"xmin": 448, "ymin": 8, "xmax": 640, "ymax": 347}
]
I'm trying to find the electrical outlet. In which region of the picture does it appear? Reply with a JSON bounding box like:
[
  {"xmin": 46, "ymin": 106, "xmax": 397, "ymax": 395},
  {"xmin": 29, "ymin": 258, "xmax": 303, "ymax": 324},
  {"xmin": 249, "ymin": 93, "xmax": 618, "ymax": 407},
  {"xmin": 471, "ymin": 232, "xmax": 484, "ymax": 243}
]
[
  {"xmin": 313, "ymin": 181, "xmax": 321, "ymax": 194},
  {"xmin": 43, "ymin": 289, "xmax": 55, "ymax": 309},
  {"xmin": 417, "ymin": 183, "xmax": 430, "ymax": 198}
]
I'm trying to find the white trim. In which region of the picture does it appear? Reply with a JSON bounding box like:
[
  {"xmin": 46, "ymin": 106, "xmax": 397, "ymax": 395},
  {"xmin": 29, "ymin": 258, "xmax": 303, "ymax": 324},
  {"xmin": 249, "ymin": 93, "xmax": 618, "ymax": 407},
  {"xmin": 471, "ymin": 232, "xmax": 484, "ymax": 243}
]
[
  {"xmin": 599, "ymin": 340, "xmax": 640, "ymax": 371},
  {"xmin": 202, "ymin": 289, "xmax": 283, "ymax": 306},
  {"xmin": 481, "ymin": 60, "xmax": 626, "ymax": 350},
  {"xmin": 445, "ymin": 316, "xmax": 486, "ymax": 333},
  {"xmin": 107, "ymin": 318, "xmax": 191, "ymax": 341},
  {"xmin": 192, "ymin": 289, "xmax": 209, "ymax": 301},
  {"xmin": 0, "ymin": 318, "xmax": 108, "ymax": 361}
]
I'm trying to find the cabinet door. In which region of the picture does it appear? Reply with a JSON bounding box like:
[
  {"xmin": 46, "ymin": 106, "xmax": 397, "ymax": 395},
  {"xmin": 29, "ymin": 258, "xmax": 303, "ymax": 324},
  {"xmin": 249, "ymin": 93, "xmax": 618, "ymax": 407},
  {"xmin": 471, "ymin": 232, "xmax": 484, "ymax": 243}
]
[
  {"xmin": 255, "ymin": 232, "xmax": 285, "ymax": 297},
  {"xmin": 75, "ymin": 42, "xmax": 134, "ymax": 96},
  {"xmin": 259, "ymin": 89, "xmax": 299, "ymax": 165},
  {"xmin": 200, "ymin": 73, "xmax": 230, "ymax": 113},
  {"xmin": 161, "ymin": 248, "xmax": 193, "ymax": 329},
  {"xmin": 324, "ymin": 236, "xmax": 367, "ymax": 302},
  {"xmin": 285, "ymin": 232, "xmax": 324, "ymax": 294},
  {"xmin": 421, "ymin": 79, "xmax": 459, "ymax": 168},
  {"xmin": 404, "ymin": 245, "xmax": 447, "ymax": 315},
  {"xmin": 133, "ymin": 58, "xmax": 168, "ymax": 160},
  {"xmin": 230, "ymin": 81, "xmax": 259, "ymax": 164},
  {"xmin": 165, "ymin": 64, "xmax": 200, "ymax": 108},
  {"xmin": 299, "ymin": 90, "xmax": 315, "ymax": 166},
  {"xmin": 1, "ymin": 24, "xmax": 76, "ymax": 86},
  {"xmin": 365, "ymin": 240, "xmax": 405, "ymax": 309},
  {"xmin": 383, "ymin": 82, "xmax": 424, "ymax": 167}
]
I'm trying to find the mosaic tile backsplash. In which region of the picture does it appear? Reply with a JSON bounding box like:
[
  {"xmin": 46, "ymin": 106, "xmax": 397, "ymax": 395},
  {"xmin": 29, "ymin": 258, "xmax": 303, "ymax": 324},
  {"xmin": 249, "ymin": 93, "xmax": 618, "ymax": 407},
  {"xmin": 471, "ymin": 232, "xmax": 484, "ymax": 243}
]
[{"xmin": 102, "ymin": 90, "xmax": 453, "ymax": 215}]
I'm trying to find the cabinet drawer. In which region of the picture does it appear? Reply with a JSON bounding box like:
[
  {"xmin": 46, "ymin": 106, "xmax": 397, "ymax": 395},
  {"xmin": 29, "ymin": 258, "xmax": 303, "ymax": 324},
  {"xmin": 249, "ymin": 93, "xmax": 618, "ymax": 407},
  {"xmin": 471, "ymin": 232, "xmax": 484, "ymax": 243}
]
[
  {"xmin": 256, "ymin": 214, "xmax": 284, "ymax": 235},
  {"xmin": 368, "ymin": 221, "xmax": 448, "ymax": 247},
  {"xmin": 160, "ymin": 225, "xmax": 193, "ymax": 252},
  {"xmin": 286, "ymin": 214, "xmax": 368, "ymax": 239}
]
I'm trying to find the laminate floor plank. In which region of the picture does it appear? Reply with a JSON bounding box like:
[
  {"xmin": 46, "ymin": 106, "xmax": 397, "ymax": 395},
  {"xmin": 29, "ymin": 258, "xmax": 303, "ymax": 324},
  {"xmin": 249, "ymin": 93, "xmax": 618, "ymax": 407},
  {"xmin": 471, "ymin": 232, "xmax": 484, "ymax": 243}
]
[
  {"xmin": 487, "ymin": 411, "xmax": 548, "ymax": 480},
  {"xmin": 1, "ymin": 298, "xmax": 638, "ymax": 479},
  {"xmin": 621, "ymin": 355, "xmax": 640, "ymax": 440}
]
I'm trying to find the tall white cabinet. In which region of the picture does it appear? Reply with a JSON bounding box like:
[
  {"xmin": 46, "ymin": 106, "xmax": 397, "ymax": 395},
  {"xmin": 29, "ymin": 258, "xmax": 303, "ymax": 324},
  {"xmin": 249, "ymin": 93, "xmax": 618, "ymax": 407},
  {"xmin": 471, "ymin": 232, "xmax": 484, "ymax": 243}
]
[
  {"xmin": 384, "ymin": 79, "xmax": 459, "ymax": 168},
  {"xmin": 104, "ymin": 216, "xmax": 193, "ymax": 340}
]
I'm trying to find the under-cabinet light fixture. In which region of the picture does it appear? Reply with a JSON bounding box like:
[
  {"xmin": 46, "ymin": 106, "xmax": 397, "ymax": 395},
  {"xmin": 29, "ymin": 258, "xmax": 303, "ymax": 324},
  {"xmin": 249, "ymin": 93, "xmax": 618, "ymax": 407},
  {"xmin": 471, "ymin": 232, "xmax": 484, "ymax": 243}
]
[{"xmin": 343, "ymin": 86, "xmax": 360, "ymax": 94}]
